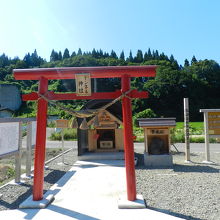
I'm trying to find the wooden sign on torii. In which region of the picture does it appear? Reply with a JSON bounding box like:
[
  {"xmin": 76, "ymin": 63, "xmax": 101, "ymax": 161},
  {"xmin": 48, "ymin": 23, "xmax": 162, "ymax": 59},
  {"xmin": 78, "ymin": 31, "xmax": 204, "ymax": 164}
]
[{"xmin": 14, "ymin": 66, "xmax": 157, "ymax": 202}]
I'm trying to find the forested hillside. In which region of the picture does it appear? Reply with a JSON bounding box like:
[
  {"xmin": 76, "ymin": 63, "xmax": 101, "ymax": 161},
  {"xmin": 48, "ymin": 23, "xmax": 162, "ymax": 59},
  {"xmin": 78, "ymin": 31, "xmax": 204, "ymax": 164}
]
[{"xmin": 1, "ymin": 48, "xmax": 220, "ymax": 121}]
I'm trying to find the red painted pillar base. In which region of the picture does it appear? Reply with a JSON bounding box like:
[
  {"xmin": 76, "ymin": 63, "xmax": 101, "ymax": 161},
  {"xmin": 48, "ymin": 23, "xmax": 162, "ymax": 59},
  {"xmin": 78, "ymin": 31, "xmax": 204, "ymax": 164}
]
[
  {"xmin": 33, "ymin": 77, "xmax": 48, "ymax": 201},
  {"xmin": 121, "ymin": 74, "xmax": 137, "ymax": 201}
]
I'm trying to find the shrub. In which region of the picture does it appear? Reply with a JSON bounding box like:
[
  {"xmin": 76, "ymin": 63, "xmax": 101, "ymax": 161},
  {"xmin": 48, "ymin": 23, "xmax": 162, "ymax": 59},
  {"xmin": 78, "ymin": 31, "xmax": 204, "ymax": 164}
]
[
  {"xmin": 6, "ymin": 167, "xmax": 15, "ymax": 179},
  {"xmin": 189, "ymin": 137, "xmax": 217, "ymax": 143},
  {"xmin": 0, "ymin": 166, "xmax": 15, "ymax": 182},
  {"xmin": 190, "ymin": 136, "xmax": 204, "ymax": 143},
  {"xmin": 133, "ymin": 108, "xmax": 157, "ymax": 126},
  {"xmin": 170, "ymin": 129, "xmax": 185, "ymax": 143},
  {"xmin": 49, "ymin": 128, "xmax": 77, "ymax": 141},
  {"xmin": 171, "ymin": 128, "xmax": 217, "ymax": 143}
]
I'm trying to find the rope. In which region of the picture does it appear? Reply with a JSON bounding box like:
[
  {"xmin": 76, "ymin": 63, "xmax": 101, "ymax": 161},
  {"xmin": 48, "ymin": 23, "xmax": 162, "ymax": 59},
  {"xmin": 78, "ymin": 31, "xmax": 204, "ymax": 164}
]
[
  {"xmin": 38, "ymin": 89, "xmax": 133, "ymax": 118},
  {"xmin": 98, "ymin": 89, "xmax": 133, "ymax": 111}
]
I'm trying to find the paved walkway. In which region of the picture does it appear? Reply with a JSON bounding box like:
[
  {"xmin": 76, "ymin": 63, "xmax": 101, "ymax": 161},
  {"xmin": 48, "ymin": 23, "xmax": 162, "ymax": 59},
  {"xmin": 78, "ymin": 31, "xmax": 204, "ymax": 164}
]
[
  {"xmin": 21, "ymin": 139, "xmax": 220, "ymax": 153},
  {"xmin": 0, "ymin": 160, "xmax": 181, "ymax": 220}
]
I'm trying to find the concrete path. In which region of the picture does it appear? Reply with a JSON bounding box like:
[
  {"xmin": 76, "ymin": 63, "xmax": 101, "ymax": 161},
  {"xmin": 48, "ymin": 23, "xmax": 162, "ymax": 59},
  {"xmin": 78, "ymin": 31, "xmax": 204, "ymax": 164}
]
[
  {"xmin": 21, "ymin": 139, "xmax": 220, "ymax": 153},
  {"xmin": 0, "ymin": 160, "xmax": 181, "ymax": 220},
  {"xmin": 21, "ymin": 139, "xmax": 77, "ymax": 149},
  {"xmin": 173, "ymin": 143, "xmax": 220, "ymax": 153}
]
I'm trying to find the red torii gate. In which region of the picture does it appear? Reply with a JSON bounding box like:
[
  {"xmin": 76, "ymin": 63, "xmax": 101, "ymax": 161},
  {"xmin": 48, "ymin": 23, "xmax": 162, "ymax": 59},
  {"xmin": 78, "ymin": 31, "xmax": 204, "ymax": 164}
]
[{"xmin": 14, "ymin": 66, "xmax": 157, "ymax": 202}]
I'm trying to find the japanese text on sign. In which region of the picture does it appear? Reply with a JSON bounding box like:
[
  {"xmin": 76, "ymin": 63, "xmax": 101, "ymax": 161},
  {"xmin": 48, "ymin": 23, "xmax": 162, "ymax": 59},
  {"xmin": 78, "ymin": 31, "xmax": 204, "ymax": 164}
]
[
  {"xmin": 56, "ymin": 119, "xmax": 69, "ymax": 128},
  {"xmin": 208, "ymin": 112, "xmax": 220, "ymax": 135},
  {"xmin": 75, "ymin": 73, "xmax": 91, "ymax": 96}
]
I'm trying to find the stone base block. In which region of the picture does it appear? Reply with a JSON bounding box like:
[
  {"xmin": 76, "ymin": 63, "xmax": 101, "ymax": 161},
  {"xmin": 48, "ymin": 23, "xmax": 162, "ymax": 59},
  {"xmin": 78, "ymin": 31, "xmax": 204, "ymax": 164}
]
[
  {"xmin": 202, "ymin": 160, "xmax": 215, "ymax": 164},
  {"xmin": 144, "ymin": 153, "xmax": 173, "ymax": 167},
  {"xmin": 118, "ymin": 194, "xmax": 146, "ymax": 209},
  {"xmin": 19, "ymin": 194, "xmax": 54, "ymax": 209}
]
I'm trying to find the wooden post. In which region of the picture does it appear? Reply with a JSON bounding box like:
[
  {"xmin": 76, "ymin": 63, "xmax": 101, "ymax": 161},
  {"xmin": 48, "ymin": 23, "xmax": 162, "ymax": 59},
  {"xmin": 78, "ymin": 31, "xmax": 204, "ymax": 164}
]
[
  {"xmin": 15, "ymin": 122, "xmax": 22, "ymax": 183},
  {"xmin": 184, "ymin": 98, "xmax": 190, "ymax": 162},
  {"xmin": 33, "ymin": 77, "xmax": 48, "ymax": 201},
  {"xmin": 121, "ymin": 74, "xmax": 136, "ymax": 201},
  {"xmin": 61, "ymin": 128, "xmax": 64, "ymax": 164},
  {"xmin": 26, "ymin": 122, "xmax": 32, "ymax": 177},
  {"xmin": 204, "ymin": 112, "xmax": 210, "ymax": 162}
]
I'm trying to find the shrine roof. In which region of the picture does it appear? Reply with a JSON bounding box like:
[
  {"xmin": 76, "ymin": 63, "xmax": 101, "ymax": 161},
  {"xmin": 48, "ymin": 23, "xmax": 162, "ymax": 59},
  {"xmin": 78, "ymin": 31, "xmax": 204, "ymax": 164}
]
[
  {"xmin": 83, "ymin": 99, "xmax": 122, "ymax": 121},
  {"xmin": 138, "ymin": 118, "xmax": 176, "ymax": 127}
]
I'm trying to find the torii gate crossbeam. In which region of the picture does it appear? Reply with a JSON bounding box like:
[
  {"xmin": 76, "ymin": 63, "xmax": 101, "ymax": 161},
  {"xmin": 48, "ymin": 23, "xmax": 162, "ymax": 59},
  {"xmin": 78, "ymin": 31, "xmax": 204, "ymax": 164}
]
[{"xmin": 14, "ymin": 65, "xmax": 157, "ymax": 202}]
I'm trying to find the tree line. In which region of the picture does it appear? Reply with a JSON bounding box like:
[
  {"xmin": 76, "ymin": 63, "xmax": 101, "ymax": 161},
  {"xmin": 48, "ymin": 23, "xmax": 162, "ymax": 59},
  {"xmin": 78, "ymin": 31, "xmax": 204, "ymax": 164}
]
[{"xmin": 0, "ymin": 48, "xmax": 220, "ymax": 121}]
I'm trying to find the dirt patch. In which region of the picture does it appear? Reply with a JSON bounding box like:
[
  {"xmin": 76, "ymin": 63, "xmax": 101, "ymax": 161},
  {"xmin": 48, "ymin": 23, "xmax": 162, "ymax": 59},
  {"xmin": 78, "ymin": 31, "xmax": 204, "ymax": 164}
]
[
  {"xmin": 0, "ymin": 148, "xmax": 64, "ymax": 185},
  {"xmin": 0, "ymin": 165, "xmax": 15, "ymax": 182}
]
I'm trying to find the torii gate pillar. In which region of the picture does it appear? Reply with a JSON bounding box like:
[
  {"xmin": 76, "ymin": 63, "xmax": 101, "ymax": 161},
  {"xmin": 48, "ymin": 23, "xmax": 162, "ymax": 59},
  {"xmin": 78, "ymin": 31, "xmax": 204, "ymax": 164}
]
[
  {"xmin": 34, "ymin": 77, "xmax": 48, "ymax": 200},
  {"xmin": 121, "ymin": 75, "xmax": 136, "ymax": 200}
]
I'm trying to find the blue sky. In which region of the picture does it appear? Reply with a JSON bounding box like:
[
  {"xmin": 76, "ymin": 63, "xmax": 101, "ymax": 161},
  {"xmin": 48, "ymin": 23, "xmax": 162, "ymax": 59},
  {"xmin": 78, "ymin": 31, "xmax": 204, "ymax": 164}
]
[{"xmin": 0, "ymin": 0, "xmax": 220, "ymax": 64}]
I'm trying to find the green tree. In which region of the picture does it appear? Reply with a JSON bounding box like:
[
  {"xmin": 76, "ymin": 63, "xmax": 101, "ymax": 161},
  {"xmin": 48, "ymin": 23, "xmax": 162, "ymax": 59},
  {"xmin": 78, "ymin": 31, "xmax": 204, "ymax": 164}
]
[
  {"xmin": 119, "ymin": 51, "xmax": 125, "ymax": 61},
  {"xmin": 160, "ymin": 52, "xmax": 169, "ymax": 61},
  {"xmin": 50, "ymin": 49, "xmax": 59, "ymax": 61},
  {"xmin": 103, "ymin": 52, "xmax": 109, "ymax": 58},
  {"xmin": 127, "ymin": 50, "xmax": 133, "ymax": 62},
  {"xmin": 58, "ymin": 51, "xmax": 62, "ymax": 60},
  {"xmin": 71, "ymin": 51, "xmax": 76, "ymax": 57},
  {"xmin": 147, "ymin": 48, "xmax": 152, "ymax": 59},
  {"xmin": 23, "ymin": 53, "xmax": 32, "ymax": 67},
  {"xmin": 31, "ymin": 49, "xmax": 44, "ymax": 66},
  {"xmin": 191, "ymin": 55, "xmax": 197, "ymax": 65},
  {"xmin": 134, "ymin": 50, "xmax": 143, "ymax": 63},
  {"xmin": 92, "ymin": 48, "xmax": 98, "ymax": 58},
  {"xmin": 152, "ymin": 50, "xmax": 159, "ymax": 59},
  {"xmin": 110, "ymin": 50, "xmax": 118, "ymax": 59},
  {"xmin": 169, "ymin": 54, "xmax": 179, "ymax": 69},
  {"xmin": 184, "ymin": 59, "xmax": 190, "ymax": 67},
  {"xmin": 98, "ymin": 49, "xmax": 104, "ymax": 58},
  {"xmin": 141, "ymin": 60, "xmax": 184, "ymax": 120},
  {"xmin": 143, "ymin": 52, "xmax": 148, "ymax": 61},
  {"xmin": 170, "ymin": 54, "xmax": 175, "ymax": 63},
  {"xmin": 77, "ymin": 48, "xmax": 82, "ymax": 56},
  {"xmin": 3, "ymin": 47, "xmax": 220, "ymax": 122},
  {"xmin": 63, "ymin": 48, "xmax": 70, "ymax": 59},
  {"xmin": 0, "ymin": 53, "xmax": 9, "ymax": 67}
]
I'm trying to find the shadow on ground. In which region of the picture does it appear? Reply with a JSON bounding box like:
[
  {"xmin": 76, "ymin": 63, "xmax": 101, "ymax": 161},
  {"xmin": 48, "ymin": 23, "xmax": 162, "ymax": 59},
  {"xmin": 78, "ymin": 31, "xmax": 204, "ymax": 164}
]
[
  {"xmin": 0, "ymin": 168, "xmax": 72, "ymax": 210},
  {"xmin": 173, "ymin": 164, "xmax": 219, "ymax": 173},
  {"xmin": 147, "ymin": 205, "xmax": 201, "ymax": 220}
]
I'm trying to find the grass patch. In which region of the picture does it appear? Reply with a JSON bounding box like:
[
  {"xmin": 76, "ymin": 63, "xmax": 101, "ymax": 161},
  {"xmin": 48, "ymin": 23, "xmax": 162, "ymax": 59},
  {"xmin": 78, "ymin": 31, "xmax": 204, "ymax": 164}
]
[
  {"xmin": 171, "ymin": 129, "xmax": 185, "ymax": 143},
  {"xmin": 49, "ymin": 128, "xmax": 77, "ymax": 141},
  {"xmin": 0, "ymin": 166, "xmax": 15, "ymax": 183},
  {"xmin": 176, "ymin": 122, "xmax": 203, "ymax": 129},
  {"xmin": 176, "ymin": 122, "xmax": 204, "ymax": 135}
]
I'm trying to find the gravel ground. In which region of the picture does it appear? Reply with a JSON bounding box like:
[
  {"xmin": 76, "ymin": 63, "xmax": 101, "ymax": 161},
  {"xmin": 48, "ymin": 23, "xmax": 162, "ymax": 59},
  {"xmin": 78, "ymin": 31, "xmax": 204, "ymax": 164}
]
[
  {"xmin": 0, "ymin": 148, "xmax": 77, "ymax": 211},
  {"xmin": 136, "ymin": 152, "xmax": 220, "ymax": 220},
  {"xmin": 0, "ymin": 149, "xmax": 220, "ymax": 220}
]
